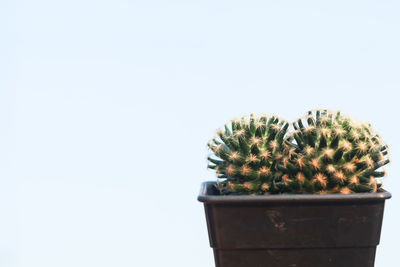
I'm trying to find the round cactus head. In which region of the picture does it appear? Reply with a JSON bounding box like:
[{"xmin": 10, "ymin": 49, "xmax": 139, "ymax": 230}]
[
  {"xmin": 281, "ymin": 110, "xmax": 389, "ymax": 194},
  {"xmin": 207, "ymin": 113, "xmax": 289, "ymax": 195}
]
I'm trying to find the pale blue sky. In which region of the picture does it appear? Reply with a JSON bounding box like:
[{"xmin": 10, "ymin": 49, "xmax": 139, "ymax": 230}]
[{"xmin": 1, "ymin": 0, "xmax": 400, "ymax": 266}]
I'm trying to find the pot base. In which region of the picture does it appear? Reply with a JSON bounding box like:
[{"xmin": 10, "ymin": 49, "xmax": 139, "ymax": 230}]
[{"xmin": 214, "ymin": 247, "xmax": 376, "ymax": 267}]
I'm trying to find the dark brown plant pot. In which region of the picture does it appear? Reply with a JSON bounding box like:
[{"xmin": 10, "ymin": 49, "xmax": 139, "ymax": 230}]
[{"xmin": 198, "ymin": 181, "xmax": 391, "ymax": 267}]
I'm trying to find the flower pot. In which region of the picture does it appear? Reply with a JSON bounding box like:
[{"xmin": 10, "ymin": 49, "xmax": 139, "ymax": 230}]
[{"xmin": 198, "ymin": 181, "xmax": 391, "ymax": 267}]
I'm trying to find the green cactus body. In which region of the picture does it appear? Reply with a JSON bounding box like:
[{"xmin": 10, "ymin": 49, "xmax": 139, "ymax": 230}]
[
  {"xmin": 207, "ymin": 114, "xmax": 289, "ymax": 195},
  {"xmin": 281, "ymin": 110, "xmax": 389, "ymax": 194},
  {"xmin": 207, "ymin": 110, "xmax": 390, "ymax": 195}
]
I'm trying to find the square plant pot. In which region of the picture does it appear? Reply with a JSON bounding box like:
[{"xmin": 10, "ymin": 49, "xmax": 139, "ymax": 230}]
[{"xmin": 198, "ymin": 181, "xmax": 391, "ymax": 267}]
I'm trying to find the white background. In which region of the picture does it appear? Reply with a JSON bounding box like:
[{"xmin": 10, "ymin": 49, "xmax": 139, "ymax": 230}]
[{"xmin": 1, "ymin": 0, "xmax": 399, "ymax": 266}]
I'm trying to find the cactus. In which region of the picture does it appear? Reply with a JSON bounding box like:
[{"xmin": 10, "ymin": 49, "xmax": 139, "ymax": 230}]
[
  {"xmin": 207, "ymin": 110, "xmax": 390, "ymax": 195},
  {"xmin": 280, "ymin": 110, "xmax": 390, "ymax": 194},
  {"xmin": 207, "ymin": 114, "xmax": 289, "ymax": 195}
]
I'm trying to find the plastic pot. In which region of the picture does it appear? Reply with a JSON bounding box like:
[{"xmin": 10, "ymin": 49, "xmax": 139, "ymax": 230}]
[{"xmin": 198, "ymin": 181, "xmax": 391, "ymax": 267}]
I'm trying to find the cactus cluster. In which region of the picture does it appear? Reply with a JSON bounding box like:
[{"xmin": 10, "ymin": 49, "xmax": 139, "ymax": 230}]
[{"xmin": 207, "ymin": 110, "xmax": 390, "ymax": 195}]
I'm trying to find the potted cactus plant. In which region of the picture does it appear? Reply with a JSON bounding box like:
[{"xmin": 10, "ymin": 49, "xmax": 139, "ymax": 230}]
[{"xmin": 198, "ymin": 110, "xmax": 391, "ymax": 267}]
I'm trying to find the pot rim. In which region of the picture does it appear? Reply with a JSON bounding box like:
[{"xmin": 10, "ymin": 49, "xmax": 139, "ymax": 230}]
[{"xmin": 198, "ymin": 181, "xmax": 391, "ymax": 204}]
